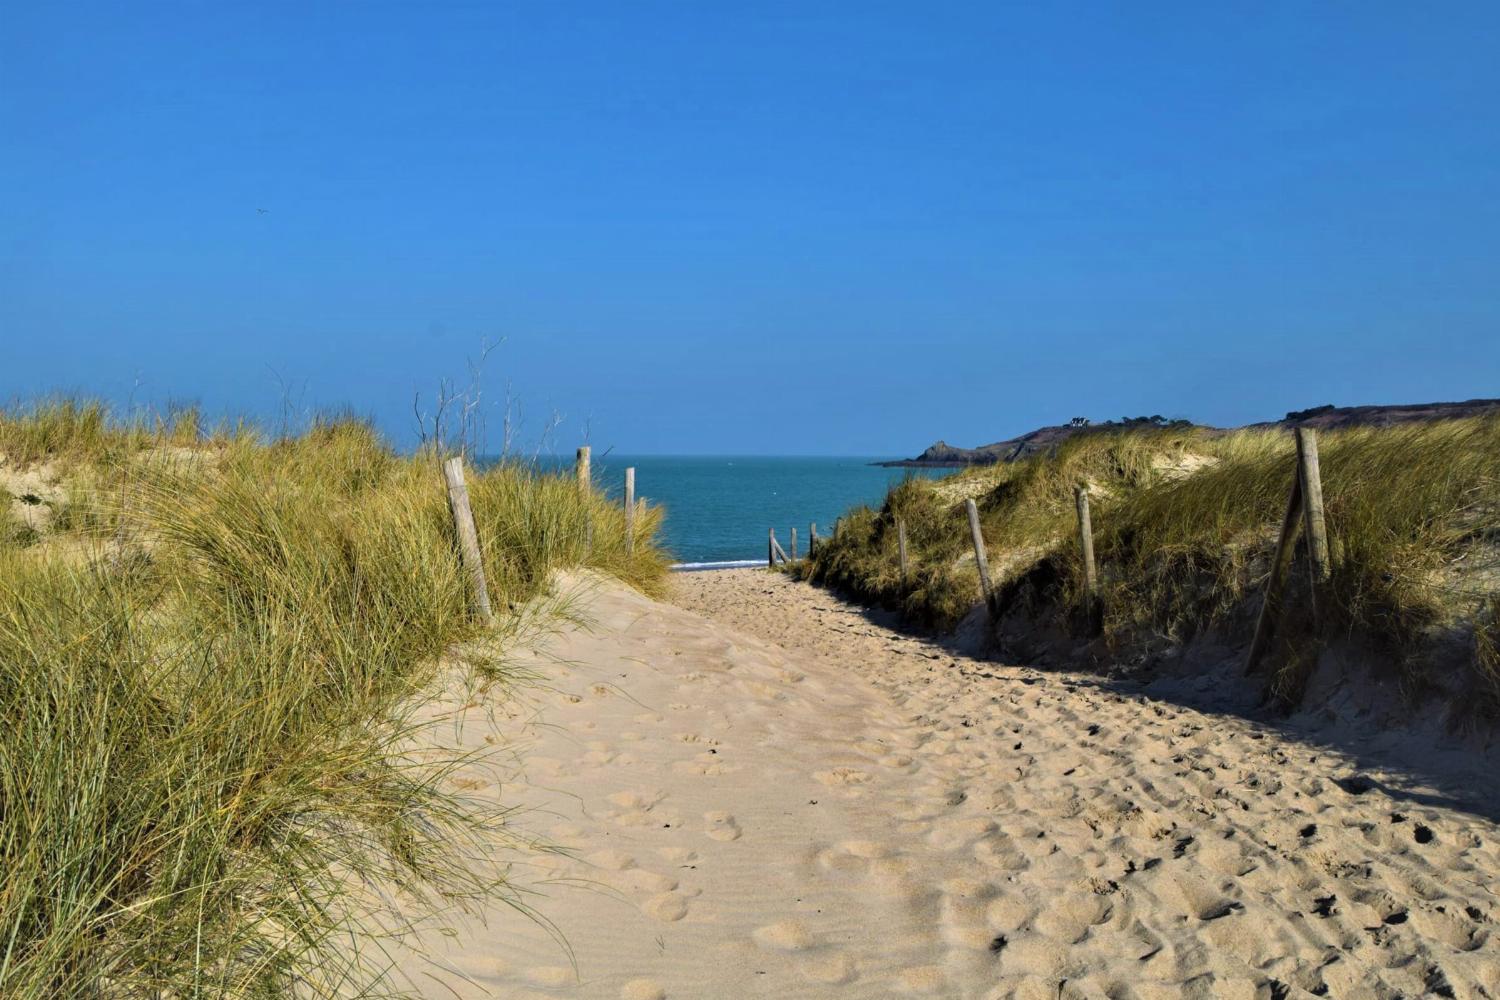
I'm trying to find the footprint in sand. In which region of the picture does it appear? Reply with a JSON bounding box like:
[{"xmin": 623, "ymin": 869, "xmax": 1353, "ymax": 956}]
[
  {"xmin": 608, "ymin": 790, "xmax": 664, "ymax": 811},
  {"xmin": 1032, "ymin": 892, "xmax": 1111, "ymax": 943},
  {"xmin": 986, "ymin": 893, "xmax": 1037, "ymax": 931},
  {"xmin": 617, "ymin": 868, "xmax": 680, "ymax": 894},
  {"xmin": 587, "ymin": 849, "xmax": 636, "ymax": 871},
  {"xmin": 642, "ymin": 892, "xmax": 690, "ymax": 922},
  {"xmin": 815, "ymin": 767, "xmax": 873, "ymax": 786},
  {"xmin": 620, "ymin": 979, "xmax": 666, "ymax": 1000},
  {"xmin": 704, "ymin": 810, "xmax": 742, "ymax": 841},
  {"xmin": 942, "ymin": 924, "xmax": 1000, "ymax": 951},
  {"xmin": 752, "ymin": 919, "xmax": 816, "ymax": 951},
  {"xmin": 839, "ymin": 839, "xmax": 891, "ymax": 858}
]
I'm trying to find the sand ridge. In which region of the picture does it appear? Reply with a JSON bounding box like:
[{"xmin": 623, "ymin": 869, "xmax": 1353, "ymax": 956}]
[{"xmin": 404, "ymin": 570, "xmax": 1499, "ymax": 998}]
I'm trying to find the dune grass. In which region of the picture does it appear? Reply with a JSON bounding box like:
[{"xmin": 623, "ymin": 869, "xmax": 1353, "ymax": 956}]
[
  {"xmin": 801, "ymin": 417, "xmax": 1500, "ymax": 710},
  {"xmin": 0, "ymin": 400, "xmax": 666, "ymax": 997}
]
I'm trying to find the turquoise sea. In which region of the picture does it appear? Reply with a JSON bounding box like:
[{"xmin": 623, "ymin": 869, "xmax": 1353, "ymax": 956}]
[{"xmin": 576, "ymin": 456, "xmax": 951, "ymax": 567}]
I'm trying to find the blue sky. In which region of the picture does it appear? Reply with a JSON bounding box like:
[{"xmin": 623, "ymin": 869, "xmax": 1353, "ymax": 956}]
[{"xmin": 3, "ymin": 2, "xmax": 1498, "ymax": 454}]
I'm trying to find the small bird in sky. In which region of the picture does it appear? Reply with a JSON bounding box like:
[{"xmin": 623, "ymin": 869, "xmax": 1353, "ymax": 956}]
[{"xmin": 256, "ymin": 208, "xmax": 269, "ymax": 214}]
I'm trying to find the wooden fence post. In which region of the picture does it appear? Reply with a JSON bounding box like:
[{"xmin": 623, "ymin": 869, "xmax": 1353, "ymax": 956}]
[
  {"xmin": 576, "ymin": 445, "xmax": 591, "ymax": 491},
  {"xmin": 1074, "ymin": 485, "xmax": 1098, "ymax": 598},
  {"xmin": 1295, "ymin": 428, "xmax": 1331, "ymax": 620},
  {"xmin": 768, "ymin": 528, "xmax": 776, "ymax": 568},
  {"xmin": 624, "ymin": 467, "xmax": 636, "ymax": 553},
  {"xmin": 897, "ymin": 517, "xmax": 909, "ymax": 579},
  {"xmin": 965, "ymin": 499, "xmax": 992, "ymax": 600},
  {"xmin": 768, "ymin": 528, "xmax": 789, "ymax": 565},
  {"xmin": 1243, "ymin": 470, "xmax": 1303, "ymax": 675},
  {"xmin": 790, "ymin": 526, "xmax": 798, "ymax": 561},
  {"xmin": 576, "ymin": 447, "xmax": 593, "ymax": 557},
  {"xmin": 442, "ymin": 456, "xmax": 494, "ymax": 624},
  {"xmin": 809, "ymin": 522, "xmax": 818, "ymax": 557}
]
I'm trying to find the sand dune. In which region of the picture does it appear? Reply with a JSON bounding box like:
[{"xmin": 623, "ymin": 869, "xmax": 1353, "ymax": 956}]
[{"xmin": 404, "ymin": 570, "xmax": 1500, "ymax": 999}]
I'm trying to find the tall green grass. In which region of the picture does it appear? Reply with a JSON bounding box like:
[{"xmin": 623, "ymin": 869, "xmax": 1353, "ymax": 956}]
[
  {"xmin": 801, "ymin": 417, "xmax": 1500, "ymax": 710},
  {"xmin": 0, "ymin": 401, "xmax": 667, "ymax": 997}
]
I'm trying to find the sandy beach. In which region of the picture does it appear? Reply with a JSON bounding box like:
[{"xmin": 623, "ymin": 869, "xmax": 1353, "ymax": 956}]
[{"xmin": 406, "ymin": 570, "xmax": 1500, "ymax": 999}]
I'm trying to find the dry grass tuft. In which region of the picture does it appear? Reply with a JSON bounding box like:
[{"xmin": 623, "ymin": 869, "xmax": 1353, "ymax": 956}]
[{"xmin": 0, "ymin": 399, "xmax": 667, "ymax": 997}]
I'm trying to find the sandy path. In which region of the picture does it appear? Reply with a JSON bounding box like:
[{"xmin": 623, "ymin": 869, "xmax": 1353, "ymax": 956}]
[{"xmin": 408, "ymin": 571, "xmax": 1500, "ymax": 999}]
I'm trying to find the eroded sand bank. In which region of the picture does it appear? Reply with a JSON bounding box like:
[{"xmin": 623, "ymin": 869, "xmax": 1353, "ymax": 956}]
[{"xmin": 406, "ymin": 570, "xmax": 1500, "ymax": 999}]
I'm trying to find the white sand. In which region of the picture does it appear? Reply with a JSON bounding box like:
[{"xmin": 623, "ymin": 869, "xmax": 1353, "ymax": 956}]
[{"xmin": 403, "ymin": 570, "xmax": 1500, "ymax": 999}]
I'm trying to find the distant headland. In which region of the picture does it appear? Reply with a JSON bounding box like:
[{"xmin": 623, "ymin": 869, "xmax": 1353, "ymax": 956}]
[{"xmin": 877, "ymin": 398, "xmax": 1500, "ymax": 467}]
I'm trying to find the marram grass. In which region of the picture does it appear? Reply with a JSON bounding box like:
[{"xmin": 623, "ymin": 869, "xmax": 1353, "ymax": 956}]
[
  {"xmin": 0, "ymin": 400, "xmax": 666, "ymax": 997},
  {"xmin": 801, "ymin": 417, "xmax": 1500, "ymax": 711}
]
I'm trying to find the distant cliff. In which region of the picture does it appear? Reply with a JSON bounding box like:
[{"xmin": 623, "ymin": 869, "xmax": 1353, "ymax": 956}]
[{"xmin": 880, "ymin": 399, "xmax": 1500, "ymax": 467}]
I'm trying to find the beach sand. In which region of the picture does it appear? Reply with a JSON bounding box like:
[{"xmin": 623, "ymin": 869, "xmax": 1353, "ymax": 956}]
[{"xmin": 404, "ymin": 569, "xmax": 1500, "ymax": 998}]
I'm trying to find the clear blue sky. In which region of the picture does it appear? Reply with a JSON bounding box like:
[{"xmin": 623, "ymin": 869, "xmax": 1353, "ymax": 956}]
[{"xmin": 3, "ymin": 2, "xmax": 1498, "ymax": 454}]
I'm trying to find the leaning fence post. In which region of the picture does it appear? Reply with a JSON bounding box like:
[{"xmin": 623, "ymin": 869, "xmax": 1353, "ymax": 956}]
[
  {"xmin": 1244, "ymin": 469, "xmax": 1304, "ymax": 675},
  {"xmin": 965, "ymin": 498, "xmax": 992, "ymax": 602},
  {"xmin": 768, "ymin": 528, "xmax": 789, "ymax": 565},
  {"xmin": 576, "ymin": 445, "xmax": 591, "ymax": 491},
  {"xmin": 897, "ymin": 517, "xmax": 909, "ymax": 579},
  {"xmin": 1074, "ymin": 485, "xmax": 1098, "ymax": 598},
  {"xmin": 790, "ymin": 526, "xmax": 798, "ymax": 561},
  {"xmin": 1295, "ymin": 428, "xmax": 1331, "ymax": 621},
  {"xmin": 442, "ymin": 456, "xmax": 494, "ymax": 624},
  {"xmin": 624, "ymin": 467, "xmax": 636, "ymax": 553}
]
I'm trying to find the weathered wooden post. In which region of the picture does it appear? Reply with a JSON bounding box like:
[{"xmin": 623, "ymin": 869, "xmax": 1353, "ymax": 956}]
[
  {"xmin": 790, "ymin": 526, "xmax": 798, "ymax": 561},
  {"xmin": 1074, "ymin": 485, "xmax": 1098, "ymax": 598},
  {"xmin": 1295, "ymin": 428, "xmax": 1331, "ymax": 620},
  {"xmin": 767, "ymin": 528, "xmax": 789, "ymax": 565},
  {"xmin": 442, "ymin": 456, "xmax": 494, "ymax": 624},
  {"xmin": 1243, "ymin": 471, "xmax": 1304, "ymax": 675},
  {"xmin": 624, "ymin": 466, "xmax": 636, "ymax": 553},
  {"xmin": 965, "ymin": 498, "xmax": 992, "ymax": 600},
  {"xmin": 576, "ymin": 447, "xmax": 594, "ymax": 557},
  {"xmin": 897, "ymin": 517, "xmax": 909, "ymax": 579},
  {"xmin": 809, "ymin": 522, "xmax": 818, "ymax": 557},
  {"xmin": 768, "ymin": 528, "xmax": 776, "ymax": 568},
  {"xmin": 576, "ymin": 445, "xmax": 591, "ymax": 491}
]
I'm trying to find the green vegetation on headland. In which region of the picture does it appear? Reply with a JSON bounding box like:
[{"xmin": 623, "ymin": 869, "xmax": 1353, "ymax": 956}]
[
  {"xmin": 879, "ymin": 398, "xmax": 1500, "ymax": 467},
  {"xmin": 0, "ymin": 398, "xmax": 667, "ymax": 998},
  {"xmin": 800, "ymin": 415, "xmax": 1500, "ymax": 720}
]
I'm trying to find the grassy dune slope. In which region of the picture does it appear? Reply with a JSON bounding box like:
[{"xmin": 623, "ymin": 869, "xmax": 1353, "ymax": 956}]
[
  {"xmin": 800, "ymin": 417, "xmax": 1500, "ymax": 716},
  {"xmin": 0, "ymin": 400, "xmax": 666, "ymax": 998}
]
